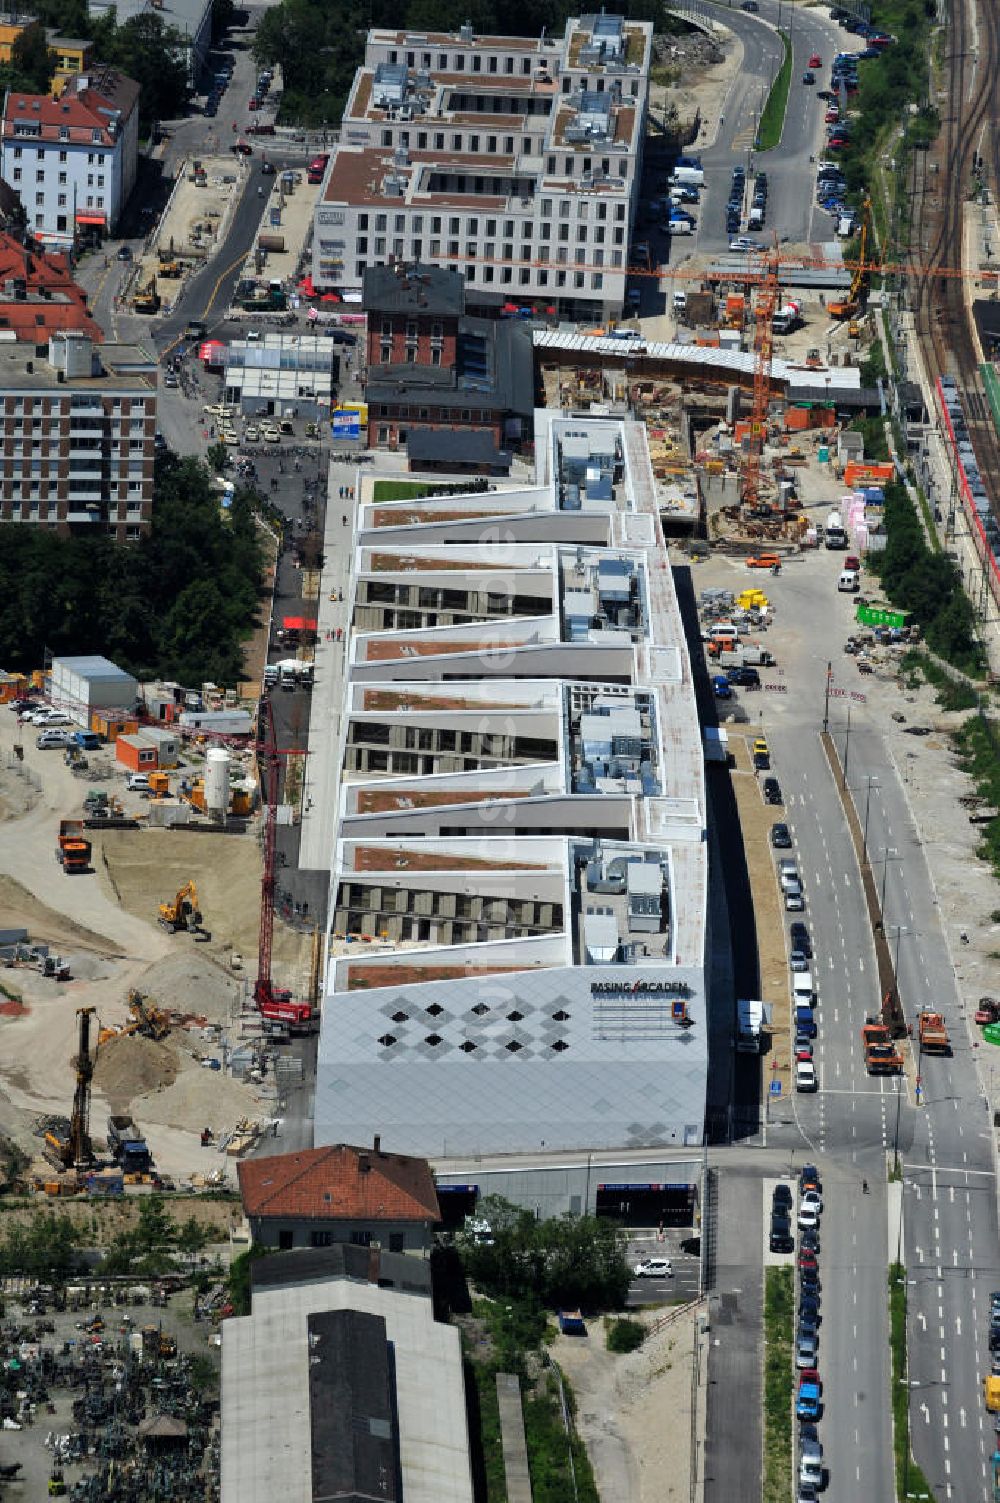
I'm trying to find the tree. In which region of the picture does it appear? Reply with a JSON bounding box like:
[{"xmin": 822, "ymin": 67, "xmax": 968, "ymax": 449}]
[
  {"xmin": 8, "ymin": 25, "xmax": 56, "ymax": 91},
  {"xmin": 460, "ymin": 1195, "xmax": 631, "ymax": 1312},
  {"xmin": 102, "ymin": 13, "xmax": 189, "ymax": 129}
]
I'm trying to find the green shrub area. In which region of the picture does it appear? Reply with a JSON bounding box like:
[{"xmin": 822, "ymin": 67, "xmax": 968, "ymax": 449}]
[
  {"xmin": 462, "ymin": 1298, "xmax": 599, "ymax": 1503},
  {"xmin": 868, "ymin": 482, "xmax": 981, "ymax": 674},
  {"xmin": 458, "ymin": 1196, "xmax": 631, "ymax": 1311},
  {"xmin": 756, "ymin": 31, "xmax": 791, "ymax": 152},
  {"xmin": 605, "ymin": 1316, "xmax": 646, "ymax": 1353},
  {"xmin": 763, "ymin": 1266, "xmax": 794, "ymax": 1503},
  {"xmin": 0, "ymin": 454, "xmax": 265, "ymax": 686},
  {"xmin": 889, "ymin": 1263, "xmax": 936, "ymax": 1501},
  {"xmin": 952, "ymin": 715, "xmax": 1000, "ymax": 880}
]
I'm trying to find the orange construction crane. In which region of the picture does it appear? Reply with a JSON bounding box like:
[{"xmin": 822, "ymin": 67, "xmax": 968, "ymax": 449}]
[{"xmin": 741, "ymin": 245, "xmax": 781, "ymax": 514}]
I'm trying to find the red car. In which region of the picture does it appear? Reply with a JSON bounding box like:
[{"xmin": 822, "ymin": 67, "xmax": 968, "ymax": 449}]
[
  {"xmin": 232, "ymin": 140, "xmax": 253, "ymax": 155},
  {"xmin": 248, "ymin": 96, "xmax": 260, "ymax": 110},
  {"xmin": 808, "ymin": 52, "xmax": 821, "ymax": 67},
  {"xmin": 798, "ymin": 1368, "xmax": 821, "ymax": 1393},
  {"xmin": 825, "ymin": 107, "xmax": 839, "ymax": 123},
  {"xmin": 844, "ymin": 554, "xmax": 860, "ymax": 570},
  {"xmin": 798, "ymin": 1249, "xmax": 819, "ymax": 1270}
]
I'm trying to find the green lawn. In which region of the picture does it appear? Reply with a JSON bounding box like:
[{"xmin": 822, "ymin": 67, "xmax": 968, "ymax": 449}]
[
  {"xmin": 371, "ymin": 480, "xmax": 432, "ymax": 501},
  {"xmin": 763, "ymin": 1266, "xmax": 794, "ymax": 1503},
  {"xmin": 889, "ymin": 1263, "xmax": 936, "ymax": 1501},
  {"xmin": 757, "ymin": 31, "xmax": 792, "ymax": 152}
]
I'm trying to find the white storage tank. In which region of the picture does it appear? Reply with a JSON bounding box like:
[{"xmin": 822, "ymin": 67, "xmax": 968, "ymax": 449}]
[{"xmin": 204, "ymin": 747, "xmax": 231, "ymax": 818}]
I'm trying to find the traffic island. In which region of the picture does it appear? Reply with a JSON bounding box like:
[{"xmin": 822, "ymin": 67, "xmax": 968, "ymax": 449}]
[
  {"xmin": 762, "ymin": 1265, "xmax": 794, "ymax": 1503},
  {"xmin": 888, "ymin": 1262, "xmax": 936, "ymax": 1502}
]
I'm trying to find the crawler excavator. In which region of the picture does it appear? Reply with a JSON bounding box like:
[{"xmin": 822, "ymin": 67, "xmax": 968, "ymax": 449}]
[
  {"xmin": 43, "ymin": 1007, "xmax": 97, "ymax": 1171},
  {"xmin": 158, "ymin": 880, "xmax": 203, "ymax": 933}
]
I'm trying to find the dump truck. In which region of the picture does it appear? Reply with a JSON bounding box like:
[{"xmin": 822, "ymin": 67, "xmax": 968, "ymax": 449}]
[
  {"xmin": 861, "ymin": 1020, "xmax": 903, "ymax": 1074},
  {"xmin": 55, "ymin": 819, "xmax": 91, "ymax": 874},
  {"xmin": 918, "ymin": 1011, "xmax": 950, "ymax": 1054},
  {"xmin": 107, "ymin": 1115, "xmax": 152, "ymax": 1174}
]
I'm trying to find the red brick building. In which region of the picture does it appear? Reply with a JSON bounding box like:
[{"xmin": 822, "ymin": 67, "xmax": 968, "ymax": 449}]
[{"xmin": 361, "ymin": 262, "xmax": 532, "ymax": 468}]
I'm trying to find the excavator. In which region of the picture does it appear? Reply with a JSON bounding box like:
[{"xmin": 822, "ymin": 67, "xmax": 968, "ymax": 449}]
[
  {"xmin": 158, "ymin": 880, "xmax": 203, "ymax": 933},
  {"xmin": 98, "ymin": 989, "xmax": 170, "ymax": 1047},
  {"xmin": 133, "ymin": 276, "xmax": 161, "ymax": 314},
  {"xmin": 829, "ymin": 198, "xmax": 871, "ymax": 321},
  {"xmin": 43, "ymin": 1007, "xmax": 96, "ymax": 1171}
]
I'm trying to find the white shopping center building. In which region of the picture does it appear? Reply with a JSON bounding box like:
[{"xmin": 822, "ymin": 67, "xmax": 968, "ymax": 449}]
[{"xmin": 313, "ymin": 406, "xmax": 711, "ymax": 1159}]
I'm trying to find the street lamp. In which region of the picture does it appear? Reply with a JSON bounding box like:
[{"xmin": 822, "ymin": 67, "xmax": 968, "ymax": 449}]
[
  {"xmin": 878, "ymin": 847, "xmax": 900, "ymax": 921},
  {"xmin": 850, "ymin": 774, "xmax": 880, "ymax": 862}
]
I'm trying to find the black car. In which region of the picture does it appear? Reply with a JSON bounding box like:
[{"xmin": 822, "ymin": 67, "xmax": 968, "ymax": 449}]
[
  {"xmin": 800, "ymin": 1270, "xmax": 820, "ymax": 1296},
  {"xmin": 799, "ymin": 1228, "xmax": 820, "ymax": 1254},
  {"xmin": 771, "ymin": 822, "xmax": 792, "ymax": 848},
  {"xmin": 770, "ymin": 1227, "xmax": 794, "ymax": 1253},
  {"xmin": 261, "ymin": 160, "xmax": 276, "ymax": 175},
  {"xmin": 990, "ymin": 1321, "xmax": 1000, "ymax": 1352},
  {"xmin": 728, "ymin": 666, "xmax": 760, "ymax": 687},
  {"xmin": 773, "ymin": 1183, "xmax": 793, "ymax": 1210},
  {"xmin": 798, "ymin": 1309, "xmax": 819, "ymax": 1337},
  {"xmin": 799, "ymin": 1163, "xmax": 822, "ymax": 1194},
  {"xmin": 790, "ymin": 922, "xmax": 812, "ymax": 955},
  {"xmin": 763, "ymin": 777, "xmax": 782, "ymax": 804}
]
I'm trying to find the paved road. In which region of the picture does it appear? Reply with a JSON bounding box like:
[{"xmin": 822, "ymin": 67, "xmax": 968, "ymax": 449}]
[{"xmin": 674, "ymin": 0, "xmax": 856, "ymax": 255}]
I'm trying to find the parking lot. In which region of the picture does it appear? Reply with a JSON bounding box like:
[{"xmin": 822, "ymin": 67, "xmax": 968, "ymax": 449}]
[{"xmin": 625, "ymin": 1229, "xmax": 701, "ymax": 1306}]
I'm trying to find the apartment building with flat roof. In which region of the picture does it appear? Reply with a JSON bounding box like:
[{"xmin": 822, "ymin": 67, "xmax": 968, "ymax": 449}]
[
  {"xmin": 313, "ymin": 407, "xmax": 709, "ymax": 1158},
  {"xmin": 0, "ymin": 331, "xmax": 157, "ymax": 539},
  {"xmin": 313, "ymin": 14, "xmax": 652, "ymax": 323}
]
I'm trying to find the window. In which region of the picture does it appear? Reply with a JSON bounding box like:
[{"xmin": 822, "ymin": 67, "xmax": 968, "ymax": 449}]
[
  {"xmin": 431, "ymin": 347, "xmax": 441, "ymax": 365},
  {"xmin": 488, "ymin": 54, "xmax": 497, "ymax": 72},
  {"xmin": 473, "ymin": 53, "xmax": 481, "ymax": 71},
  {"xmin": 57, "ymin": 194, "xmax": 66, "ymax": 207},
  {"xmin": 59, "ymin": 126, "xmax": 68, "ymax": 141},
  {"xmin": 350, "ymin": 1230, "xmax": 372, "ymax": 1247},
  {"xmin": 505, "ymin": 55, "xmax": 513, "ymax": 72},
  {"xmin": 58, "ymin": 172, "xmax": 66, "ymax": 185},
  {"xmin": 470, "ymin": 134, "xmax": 479, "ymax": 152},
  {"xmin": 451, "ymin": 134, "xmax": 461, "ymax": 150},
  {"xmin": 455, "ymin": 53, "xmax": 464, "ymax": 69},
  {"xmin": 358, "ymin": 212, "xmax": 369, "ymax": 229},
  {"xmin": 310, "ymin": 1230, "xmax": 333, "ymax": 1247},
  {"xmin": 389, "ymin": 1233, "xmax": 405, "ymax": 1253},
  {"xmin": 34, "ymin": 193, "xmax": 43, "ymax": 206},
  {"xmin": 375, "ymin": 213, "xmax": 387, "ymax": 231},
  {"xmin": 58, "ymin": 150, "xmax": 67, "ymax": 162},
  {"xmin": 434, "ymin": 132, "xmax": 444, "ymax": 150}
]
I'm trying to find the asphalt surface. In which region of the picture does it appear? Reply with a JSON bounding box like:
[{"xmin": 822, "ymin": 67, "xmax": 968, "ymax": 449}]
[
  {"xmin": 700, "ymin": 543, "xmax": 1000, "ymax": 1503},
  {"xmin": 672, "ymin": 0, "xmax": 858, "ymax": 255}
]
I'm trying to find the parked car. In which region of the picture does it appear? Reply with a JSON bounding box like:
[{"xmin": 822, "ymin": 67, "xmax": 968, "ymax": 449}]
[
  {"xmin": 126, "ymin": 773, "xmax": 152, "ymax": 794},
  {"xmin": 790, "ymin": 922, "xmax": 812, "ymax": 957},
  {"xmin": 799, "ymin": 1164, "xmax": 821, "ymax": 1194},
  {"xmin": 37, "ymin": 729, "xmax": 75, "ymax": 749},
  {"xmin": 795, "ymin": 1334, "xmax": 819, "ymax": 1368},
  {"xmin": 773, "ymin": 1183, "xmax": 793, "ymax": 1210},
  {"xmin": 763, "ymin": 777, "xmax": 783, "ymax": 805},
  {"xmin": 802, "ymin": 70, "xmax": 815, "ymax": 83},
  {"xmin": 801, "ymin": 1189, "xmax": 823, "ymax": 1214},
  {"xmin": 770, "ymin": 1225, "xmax": 794, "ymax": 1253},
  {"xmin": 771, "ymin": 822, "xmax": 792, "ymax": 848},
  {"xmin": 795, "ymin": 1062, "xmax": 818, "ymax": 1095}
]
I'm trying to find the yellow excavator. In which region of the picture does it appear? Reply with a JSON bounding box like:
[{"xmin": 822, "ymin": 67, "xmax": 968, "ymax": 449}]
[
  {"xmin": 133, "ymin": 276, "xmax": 161, "ymax": 314},
  {"xmin": 98, "ymin": 989, "xmax": 171, "ymax": 1046},
  {"xmin": 158, "ymin": 880, "xmax": 202, "ymax": 933}
]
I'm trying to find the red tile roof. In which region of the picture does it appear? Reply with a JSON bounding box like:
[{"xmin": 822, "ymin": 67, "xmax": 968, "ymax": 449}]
[
  {"xmin": 1, "ymin": 67, "xmax": 138, "ymax": 146},
  {"xmin": 237, "ymin": 1143, "xmax": 440, "ymax": 1223},
  {"xmin": 0, "ymin": 232, "xmax": 100, "ymax": 341}
]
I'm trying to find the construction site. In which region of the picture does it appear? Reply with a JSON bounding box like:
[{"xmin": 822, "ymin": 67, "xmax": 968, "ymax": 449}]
[{"xmin": 0, "ymin": 680, "xmax": 318, "ymax": 1194}]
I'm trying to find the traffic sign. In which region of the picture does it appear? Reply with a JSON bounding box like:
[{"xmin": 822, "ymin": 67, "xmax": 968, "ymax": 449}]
[{"xmin": 770, "ymin": 1080, "xmax": 782, "ymax": 1096}]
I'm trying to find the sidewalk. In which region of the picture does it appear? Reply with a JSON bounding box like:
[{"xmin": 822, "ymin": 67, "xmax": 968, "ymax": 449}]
[{"xmin": 297, "ymin": 465, "xmax": 356, "ymax": 874}]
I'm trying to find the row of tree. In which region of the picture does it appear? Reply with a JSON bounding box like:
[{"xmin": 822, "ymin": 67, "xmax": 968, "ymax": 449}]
[
  {"xmin": 871, "ymin": 481, "xmax": 980, "ymax": 674},
  {"xmin": 0, "ymin": 454, "xmax": 265, "ymax": 687},
  {"xmin": 254, "ymin": 0, "xmax": 665, "ymax": 126},
  {"xmin": 0, "ymin": 1197, "xmax": 212, "ymax": 1280}
]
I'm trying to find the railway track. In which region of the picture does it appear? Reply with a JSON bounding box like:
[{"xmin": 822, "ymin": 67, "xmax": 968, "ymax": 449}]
[{"xmin": 910, "ymin": 0, "xmax": 1000, "ymax": 498}]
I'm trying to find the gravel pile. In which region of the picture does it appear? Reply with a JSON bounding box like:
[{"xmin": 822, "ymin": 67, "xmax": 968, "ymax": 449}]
[
  {"xmin": 136, "ymin": 952, "xmax": 241, "ymax": 1025},
  {"xmin": 93, "ymin": 1034, "xmax": 179, "ymax": 1109}
]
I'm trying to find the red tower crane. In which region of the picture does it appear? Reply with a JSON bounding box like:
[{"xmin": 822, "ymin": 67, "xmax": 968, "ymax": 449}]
[{"xmin": 254, "ymin": 697, "xmax": 313, "ymax": 1030}]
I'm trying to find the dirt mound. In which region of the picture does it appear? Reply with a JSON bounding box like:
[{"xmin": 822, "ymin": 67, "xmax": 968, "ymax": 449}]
[
  {"xmin": 0, "ymin": 874, "xmax": 122, "ymax": 955},
  {"xmin": 136, "ymin": 951, "xmax": 240, "ymax": 1025},
  {"xmin": 94, "ymin": 1034, "xmax": 179, "ymax": 1109}
]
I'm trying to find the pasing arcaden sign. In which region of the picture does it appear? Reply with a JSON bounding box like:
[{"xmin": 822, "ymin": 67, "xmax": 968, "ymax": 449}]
[{"xmin": 590, "ymin": 980, "xmax": 691, "ymax": 997}]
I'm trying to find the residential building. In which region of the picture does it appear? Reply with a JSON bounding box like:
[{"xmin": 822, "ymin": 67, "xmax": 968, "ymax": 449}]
[
  {"xmin": 0, "ymin": 65, "xmax": 139, "ymax": 249},
  {"xmin": 312, "ymin": 407, "xmax": 709, "ymax": 1158},
  {"xmin": 86, "ymin": 0, "xmax": 212, "ymax": 86},
  {"xmin": 47, "ymin": 33, "xmax": 97, "ymax": 87},
  {"xmin": 0, "ymin": 12, "xmax": 42, "ymax": 63},
  {"xmin": 0, "ymin": 230, "xmax": 102, "ymax": 341},
  {"xmin": 362, "ymin": 261, "xmax": 533, "ymax": 456},
  {"xmin": 236, "ymin": 1141, "xmax": 440, "ymax": 1252},
  {"xmin": 0, "ymin": 331, "xmax": 157, "ymax": 539},
  {"xmin": 313, "ymin": 13, "xmax": 653, "ymax": 322},
  {"xmin": 221, "ymin": 1247, "xmax": 473, "ymax": 1503}
]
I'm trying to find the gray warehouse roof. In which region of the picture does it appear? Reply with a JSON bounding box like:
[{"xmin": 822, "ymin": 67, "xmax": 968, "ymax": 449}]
[
  {"xmin": 221, "ymin": 1273, "xmax": 472, "ymax": 1503},
  {"xmin": 52, "ymin": 655, "xmax": 136, "ymax": 683}
]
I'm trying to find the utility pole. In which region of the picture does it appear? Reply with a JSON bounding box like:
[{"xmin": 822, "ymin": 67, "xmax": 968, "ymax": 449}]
[
  {"xmin": 862, "ymin": 774, "xmax": 879, "ymax": 861},
  {"xmin": 841, "ymin": 702, "xmax": 852, "ymax": 790},
  {"xmin": 879, "ymin": 847, "xmax": 899, "ymax": 921},
  {"xmin": 822, "ymin": 660, "xmax": 832, "ymax": 734}
]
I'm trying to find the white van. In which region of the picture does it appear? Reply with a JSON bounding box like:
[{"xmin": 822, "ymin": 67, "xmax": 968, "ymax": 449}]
[
  {"xmin": 838, "ymin": 569, "xmax": 860, "ymax": 592},
  {"xmin": 711, "ymin": 623, "xmax": 740, "ymax": 645},
  {"xmin": 792, "ymin": 970, "xmax": 815, "ymax": 1005}
]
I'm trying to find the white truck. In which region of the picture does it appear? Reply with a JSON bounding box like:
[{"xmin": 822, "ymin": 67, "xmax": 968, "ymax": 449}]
[{"xmin": 737, "ymin": 997, "xmax": 766, "ymax": 1053}]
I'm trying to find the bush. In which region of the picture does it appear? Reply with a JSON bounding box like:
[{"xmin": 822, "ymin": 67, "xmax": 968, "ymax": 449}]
[
  {"xmin": 605, "ymin": 1316, "xmax": 646, "ymax": 1353},
  {"xmin": 459, "ymin": 1196, "xmax": 631, "ymax": 1312}
]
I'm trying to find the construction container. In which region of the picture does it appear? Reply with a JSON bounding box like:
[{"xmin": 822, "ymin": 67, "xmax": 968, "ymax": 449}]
[
  {"xmin": 92, "ymin": 711, "xmax": 139, "ymax": 741},
  {"xmin": 844, "ymin": 461, "xmax": 895, "ymax": 487},
  {"xmin": 115, "ymin": 734, "xmax": 158, "ymax": 773},
  {"xmin": 0, "ymin": 672, "xmax": 27, "ymax": 703},
  {"xmin": 139, "ymin": 727, "xmax": 179, "ymax": 767},
  {"xmin": 51, "ymin": 655, "xmax": 138, "ymax": 725}
]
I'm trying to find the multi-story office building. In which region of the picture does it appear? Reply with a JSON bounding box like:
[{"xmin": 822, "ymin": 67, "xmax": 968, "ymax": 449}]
[
  {"xmin": 0, "ymin": 64, "xmax": 139, "ymax": 249},
  {"xmin": 313, "ymin": 14, "xmax": 652, "ymax": 323},
  {"xmin": 312, "ymin": 408, "xmax": 709, "ymax": 1158},
  {"xmin": 0, "ymin": 331, "xmax": 157, "ymax": 540}
]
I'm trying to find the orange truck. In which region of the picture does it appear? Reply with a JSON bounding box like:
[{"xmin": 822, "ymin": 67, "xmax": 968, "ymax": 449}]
[
  {"xmin": 918, "ymin": 1011, "xmax": 950, "ymax": 1055},
  {"xmin": 56, "ymin": 819, "xmax": 92, "ymax": 874},
  {"xmin": 861, "ymin": 1020, "xmax": 903, "ymax": 1074}
]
